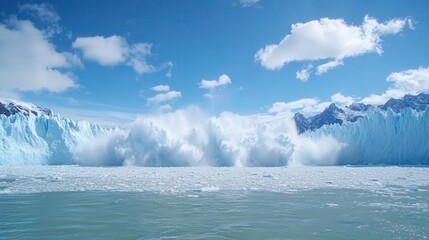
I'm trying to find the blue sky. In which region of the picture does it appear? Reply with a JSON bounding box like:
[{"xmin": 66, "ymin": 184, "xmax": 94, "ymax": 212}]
[{"xmin": 1, "ymin": 0, "xmax": 429, "ymax": 125}]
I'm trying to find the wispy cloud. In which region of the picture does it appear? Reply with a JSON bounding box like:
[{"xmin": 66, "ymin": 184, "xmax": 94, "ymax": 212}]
[
  {"xmin": 146, "ymin": 84, "xmax": 181, "ymax": 109},
  {"xmin": 269, "ymin": 92, "xmax": 355, "ymax": 114},
  {"xmin": 158, "ymin": 104, "xmax": 172, "ymax": 112},
  {"xmin": 147, "ymin": 91, "xmax": 182, "ymax": 104},
  {"xmin": 296, "ymin": 64, "xmax": 313, "ymax": 82},
  {"xmin": 19, "ymin": 3, "xmax": 62, "ymax": 36},
  {"xmin": 256, "ymin": 15, "xmax": 413, "ymax": 80},
  {"xmin": 38, "ymin": 98, "xmax": 144, "ymax": 127},
  {"xmin": 52, "ymin": 106, "xmax": 139, "ymax": 127},
  {"xmin": 127, "ymin": 43, "xmax": 157, "ymax": 74},
  {"xmin": 316, "ymin": 60, "xmax": 343, "ymax": 75},
  {"xmin": 235, "ymin": 0, "xmax": 261, "ymax": 7},
  {"xmin": 269, "ymin": 98, "xmax": 319, "ymax": 113},
  {"xmin": 151, "ymin": 85, "xmax": 170, "ymax": 92}
]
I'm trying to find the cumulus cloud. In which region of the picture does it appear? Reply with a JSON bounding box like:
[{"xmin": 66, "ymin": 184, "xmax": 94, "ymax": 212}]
[
  {"xmin": 256, "ymin": 15, "xmax": 412, "ymax": 80},
  {"xmin": 296, "ymin": 64, "xmax": 313, "ymax": 81},
  {"xmin": 72, "ymin": 36, "xmax": 128, "ymax": 66},
  {"xmin": 73, "ymin": 36, "xmax": 163, "ymax": 75},
  {"xmin": 0, "ymin": 19, "xmax": 76, "ymax": 97},
  {"xmin": 200, "ymin": 74, "xmax": 232, "ymax": 89},
  {"xmin": 387, "ymin": 67, "xmax": 429, "ymax": 93},
  {"xmin": 147, "ymin": 91, "xmax": 182, "ymax": 103},
  {"xmin": 331, "ymin": 92, "xmax": 355, "ymax": 106},
  {"xmin": 151, "ymin": 84, "xmax": 170, "ymax": 92},
  {"xmin": 362, "ymin": 66, "xmax": 429, "ymax": 105}
]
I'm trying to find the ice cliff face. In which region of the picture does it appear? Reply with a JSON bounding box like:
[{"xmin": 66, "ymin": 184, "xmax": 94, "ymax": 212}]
[
  {"xmin": 290, "ymin": 93, "xmax": 429, "ymax": 165},
  {"xmin": 0, "ymin": 99, "xmax": 108, "ymax": 165},
  {"xmin": 301, "ymin": 108, "xmax": 429, "ymax": 165},
  {"xmin": 1, "ymin": 95, "xmax": 428, "ymax": 166}
]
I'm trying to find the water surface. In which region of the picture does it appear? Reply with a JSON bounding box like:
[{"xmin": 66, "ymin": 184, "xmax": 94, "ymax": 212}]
[{"xmin": 1, "ymin": 166, "xmax": 428, "ymax": 239}]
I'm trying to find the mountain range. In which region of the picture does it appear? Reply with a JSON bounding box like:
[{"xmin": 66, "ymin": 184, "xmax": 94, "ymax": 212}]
[{"xmin": 294, "ymin": 93, "xmax": 429, "ymax": 134}]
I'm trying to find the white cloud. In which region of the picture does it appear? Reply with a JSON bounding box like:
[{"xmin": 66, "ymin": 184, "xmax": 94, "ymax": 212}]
[
  {"xmin": 269, "ymin": 92, "xmax": 355, "ymax": 114},
  {"xmin": 204, "ymin": 93, "xmax": 214, "ymax": 99},
  {"xmin": 269, "ymin": 98, "xmax": 318, "ymax": 113},
  {"xmin": 158, "ymin": 104, "xmax": 172, "ymax": 112},
  {"xmin": 19, "ymin": 3, "xmax": 62, "ymax": 36},
  {"xmin": 127, "ymin": 43, "xmax": 157, "ymax": 74},
  {"xmin": 72, "ymin": 36, "xmax": 127, "ymax": 66},
  {"xmin": 0, "ymin": 19, "xmax": 76, "ymax": 96},
  {"xmin": 127, "ymin": 58, "xmax": 156, "ymax": 75},
  {"xmin": 272, "ymin": 66, "xmax": 429, "ymax": 111},
  {"xmin": 73, "ymin": 36, "xmax": 161, "ymax": 75},
  {"xmin": 361, "ymin": 91, "xmax": 400, "ymax": 106},
  {"xmin": 331, "ymin": 92, "xmax": 355, "ymax": 106},
  {"xmin": 407, "ymin": 18, "xmax": 416, "ymax": 30},
  {"xmin": 151, "ymin": 85, "xmax": 170, "ymax": 92},
  {"xmin": 147, "ymin": 91, "xmax": 182, "ymax": 103},
  {"xmin": 256, "ymin": 15, "xmax": 411, "ymax": 79},
  {"xmin": 362, "ymin": 66, "xmax": 429, "ymax": 105},
  {"xmin": 296, "ymin": 64, "xmax": 313, "ymax": 81},
  {"xmin": 163, "ymin": 61, "xmax": 174, "ymax": 78},
  {"xmin": 237, "ymin": 0, "xmax": 261, "ymax": 7},
  {"xmin": 63, "ymin": 52, "xmax": 83, "ymax": 68},
  {"xmin": 387, "ymin": 67, "xmax": 429, "ymax": 93},
  {"xmin": 316, "ymin": 60, "xmax": 343, "ymax": 75},
  {"xmin": 200, "ymin": 74, "xmax": 232, "ymax": 89}
]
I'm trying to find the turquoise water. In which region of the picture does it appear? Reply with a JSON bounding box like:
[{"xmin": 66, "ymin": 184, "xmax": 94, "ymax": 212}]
[
  {"xmin": 1, "ymin": 189, "xmax": 428, "ymax": 239},
  {"xmin": 1, "ymin": 166, "xmax": 428, "ymax": 239}
]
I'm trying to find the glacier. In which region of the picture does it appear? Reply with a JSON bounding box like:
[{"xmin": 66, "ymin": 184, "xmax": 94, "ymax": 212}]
[
  {"xmin": 0, "ymin": 113, "xmax": 109, "ymax": 165},
  {"xmin": 302, "ymin": 108, "xmax": 429, "ymax": 165},
  {"xmin": 0, "ymin": 97, "xmax": 429, "ymax": 166}
]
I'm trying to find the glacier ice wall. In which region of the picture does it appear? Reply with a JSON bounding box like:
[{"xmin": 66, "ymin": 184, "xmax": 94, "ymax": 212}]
[
  {"xmin": 303, "ymin": 108, "xmax": 429, "ymax": 165},
  {"xmin": 0, "ymin": 114, "xmax": 108, "ymax": 165},
  {"xmin": 1, "ymin": 107, "xmax": 428, "ymax": 166}
]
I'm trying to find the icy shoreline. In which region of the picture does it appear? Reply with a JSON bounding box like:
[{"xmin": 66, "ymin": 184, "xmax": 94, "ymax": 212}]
[{"xmin": 1, "ymin": 166, "xmax": 428, "ymax": 194}]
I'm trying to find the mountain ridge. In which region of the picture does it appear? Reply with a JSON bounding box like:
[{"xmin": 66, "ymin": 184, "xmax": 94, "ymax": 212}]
[
  {"xmin": 294, "ymin": 93, "xmax": 429, "ymax": 134},
  {"xmin": 0, "ymin": 99, "xmax": 52, "ymax": 117}
]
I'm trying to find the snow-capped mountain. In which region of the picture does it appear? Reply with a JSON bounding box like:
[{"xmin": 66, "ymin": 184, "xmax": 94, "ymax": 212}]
[
  {"xmin": 0, "ymin": 99, "xmax": 53, "ymax": 117},
  {"xmin": 379, "ymin": 93, "xmax": 429, "ymax": 112},
  {"xmin": 294, "ymin": 93, "xmax": 429, "ymax": 134}
]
